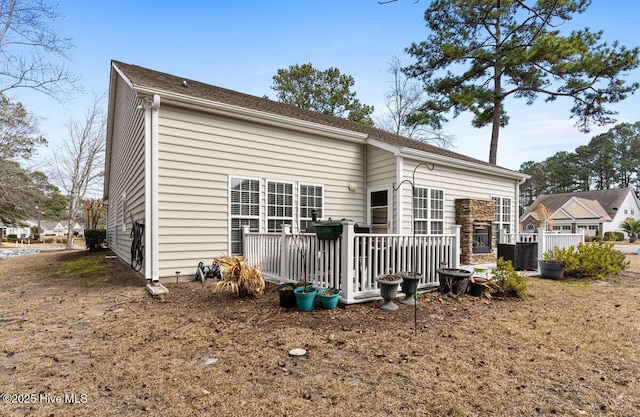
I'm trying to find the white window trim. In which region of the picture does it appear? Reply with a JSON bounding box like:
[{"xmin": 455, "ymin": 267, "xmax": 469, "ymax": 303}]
[
  {"xmin": 414, "ymin": 186, "xmax": 445, "ymax": 234},
  {"xmin": 299, "ymin": 182, "xmax": 325, "ymax": 231},
  {"xmin": 492, "ymin": 195, "xmax": 513, "ymax": 233},
  {"xmin": 229, "ymin": 176, "xmax": 262, "ymax": 254},
  {"xmin": 266, "ymin": 179, "xmax": 295, "ymax": 233}
]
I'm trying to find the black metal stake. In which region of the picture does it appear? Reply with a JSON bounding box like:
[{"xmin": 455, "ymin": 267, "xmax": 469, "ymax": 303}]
[{"xmin": 394, "ymin": 162, "xmax": 435, "ymax": 336}]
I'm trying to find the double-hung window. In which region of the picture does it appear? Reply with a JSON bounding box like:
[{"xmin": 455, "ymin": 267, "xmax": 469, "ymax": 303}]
[
  {"xmin": 267, "ymin": 181, "xmax": 293, "ymax": 233},
  {"xmin": 414, "ymin": 187, "xmax": 444, "ymax": 234},
  {"xmin": 230, "ymin": 178, "xmax": 260, "ymax": 255},
  {"xmin": 492, "ymin": 196, "xmax": 512, "ymax": 235},
  {"xmin": 299, "ymin": 184, "xmax": 323, "ymax": 231}
]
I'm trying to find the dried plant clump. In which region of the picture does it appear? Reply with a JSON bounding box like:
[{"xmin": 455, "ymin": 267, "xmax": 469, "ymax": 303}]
[
  {"xmin": 378, "ymin": 273, "xmax": 401, "ymax": 282},
  {"xmin": 211, "ymin": 255, "xmax": 265, "ymax": 297}
]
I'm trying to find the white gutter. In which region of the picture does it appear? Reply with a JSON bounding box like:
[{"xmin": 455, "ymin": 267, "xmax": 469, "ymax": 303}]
[
  {"xmin": 400, "ymin": 146, "xmax": 528, "ymax": 180},
  {"xmin": 142, "ymin": 94, "xmax": 161, "ymax": 282}
]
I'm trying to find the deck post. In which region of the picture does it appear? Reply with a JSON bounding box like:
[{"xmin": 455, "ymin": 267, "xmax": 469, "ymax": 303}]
[
  {"xmin": 242, "ymin": 225, "xmax": 250, "ymax": 260},
  {"xmin": 340, "ymin": 220, "xmax": 356, "ymax": 304},
  {"xmin": 279, "ymin": 225, "xmax": 291, "ymax": 283},
  {"xmin": 451, "ymin": 224, "xmax": 461, "ymax": 268},
  {"xmin": 538, "ymin": 228, "xmax": 546, "ymax": 260}
]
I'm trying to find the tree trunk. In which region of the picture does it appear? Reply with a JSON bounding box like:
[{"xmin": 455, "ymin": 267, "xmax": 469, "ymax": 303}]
[{"xmin": 489, "ymin": 8, "xmax": 502, "ymax": 165}]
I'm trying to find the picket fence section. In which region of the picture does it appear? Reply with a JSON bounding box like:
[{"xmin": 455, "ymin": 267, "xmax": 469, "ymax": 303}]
[{"xmin": 500, "ymin": 229, "xmax": 585, "ymax": 259}]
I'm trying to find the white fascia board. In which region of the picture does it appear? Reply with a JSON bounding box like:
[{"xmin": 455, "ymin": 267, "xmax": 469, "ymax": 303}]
[
  {"xmin": 400, "ymin": 146, "xmax": 529, "ymax": 181},
  {"xmin": 104, "ymin": 64, "xmax": 128, "ymax": 201},
  {"xmin": 367, "ymin": 138, "xmax": 401, "ymax": 155},
  {"xmin": 133, "ymin": 86, "xmax": 369, "ymax": 144}
]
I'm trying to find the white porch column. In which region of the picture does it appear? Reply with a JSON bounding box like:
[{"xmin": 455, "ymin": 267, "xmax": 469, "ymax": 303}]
[{"xmin": 340, "ymin": 220, "xmax": 356, "ymax": 304}]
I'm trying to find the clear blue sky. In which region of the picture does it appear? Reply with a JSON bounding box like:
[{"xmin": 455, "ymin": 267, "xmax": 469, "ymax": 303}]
[{"xmin": 12, "ymin": 0, "xmax": 640, "ymax": 171}]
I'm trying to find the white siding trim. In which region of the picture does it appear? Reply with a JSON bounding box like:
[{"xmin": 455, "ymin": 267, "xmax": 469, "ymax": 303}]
[{"xmin": 396, "ymin": 156, "xmax": 403, "ymax": 233}]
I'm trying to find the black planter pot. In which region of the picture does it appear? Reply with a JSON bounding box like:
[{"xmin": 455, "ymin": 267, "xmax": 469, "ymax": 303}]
[
  {"xmin": 375, "ymin": 275, "xmax": 403, "ymax": 311},
  {"xmin": 468, "ymin": 278, "xmax": 487, "ymax": 297},
  {"xmin": 278, "ymin": 284, "xmax": 297, "ymax": 308},
  {"xmin": 399, "ymin": 272, "xmax": 422, "ymax": 305},
  {"xmin": 436, "ymin": 268, "xmax": 473, "ymax": 296},
  {"xmin": 539, "ymin": 260, "xmax": 565, "ymax": 280}
]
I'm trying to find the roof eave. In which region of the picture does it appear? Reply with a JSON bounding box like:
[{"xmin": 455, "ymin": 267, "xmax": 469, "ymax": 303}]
[
  {"xmin": 133, "ymin": 85, "xmax": 369, "ymax": 144},
  {"xmin": 400, "ymin": 146, "xmax": 529, "ymax": 180}
]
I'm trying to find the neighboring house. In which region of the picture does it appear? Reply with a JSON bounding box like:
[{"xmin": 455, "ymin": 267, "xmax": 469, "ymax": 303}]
[
  {"xmin": 0, "ymin": 221, "xmax": 32, "ymax": 239},
  {"xmin": 104, "ymin": 61, "xmax": 529, "ymax": 282},
  {"xmin": 40, "ymin": 221, "xmax": 59, "ymax": 236},
  {"xmin": 520, "ymin": 188, "xmax": 640, "ymax": 237},
  {"xmin": 40, "ymin": 221, "xmax": 84, "ymax": 237}
]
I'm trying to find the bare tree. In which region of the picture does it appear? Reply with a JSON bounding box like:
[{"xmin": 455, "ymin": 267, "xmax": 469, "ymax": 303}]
[
  {"xmin": 51, "ymin": 94, "xmax": 105, "ymax": 249},
  {"xmin": 0, "ymin": 0, "xmax": 78, "ymax": 98},
  {"xmin": 83, "ymin": 197, "xmax": 103, "ymax": 229},
  {"xmin": 377, "ymin": 56, "xmax": 455, "ymax": 149}
]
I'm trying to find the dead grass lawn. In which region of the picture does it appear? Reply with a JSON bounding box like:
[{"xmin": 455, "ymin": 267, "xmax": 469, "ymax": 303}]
[{"xmin": 0, "ymin": 249, "xmax": 639, "ymax": 416}]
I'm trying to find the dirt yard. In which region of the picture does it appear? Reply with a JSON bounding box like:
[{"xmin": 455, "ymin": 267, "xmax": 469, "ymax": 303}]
[{"xmin": 0, "ymin": 249, "xmax": 639, "ymax": 417}]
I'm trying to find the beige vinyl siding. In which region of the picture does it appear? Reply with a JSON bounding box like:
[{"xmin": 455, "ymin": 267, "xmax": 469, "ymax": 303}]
[
  {"xmin": 399, "ymin": 158, "xmax": 517, "ymax": 234},
  {"xmin": 563, "ymin": 202, "xmax": 595, "ymax": 219},
  {"xmin": 366, "ymin": 145, "xmax": 399, "ymax": 232},
  {"xmin": 366, "ymin": 145, "xmax": 396, "ymax": 186},
  {"xmin": 106, "ymin": 75, "xmax": 145, "ymax": 264},
  {"xmin": 155, "ymin": 105, "xmax": 366, "ymax": 279}
]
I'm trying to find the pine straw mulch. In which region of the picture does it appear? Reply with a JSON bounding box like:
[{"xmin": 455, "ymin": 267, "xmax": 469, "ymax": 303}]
[{"xmin": 1, "ymin": 249, "xmax": 639, "ymax": 417}]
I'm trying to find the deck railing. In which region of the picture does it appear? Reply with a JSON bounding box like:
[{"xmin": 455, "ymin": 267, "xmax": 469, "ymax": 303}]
[
  {"xmin": 500, "ymin": 229, "xmax": 585, "ymax": 259},
  {"xmin": 243, "ymin": 221, "xmax": 461, "ymax": 304}
]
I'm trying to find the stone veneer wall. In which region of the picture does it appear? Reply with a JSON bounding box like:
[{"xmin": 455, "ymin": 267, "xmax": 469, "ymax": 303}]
[{"xmin": 455, "ymin": 199, "xmax": 496, "ymax": 265}]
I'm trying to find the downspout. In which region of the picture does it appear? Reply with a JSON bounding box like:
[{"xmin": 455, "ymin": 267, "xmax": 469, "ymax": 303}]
[
  {"xmin": 396, "ymin": 156, "xmax": 403, "ymax": 233},
  {"xmin": 142, "ymin": 94, "xmax": 161, "ymax": 283},
  {"xmin": 143, "ymin": 98, "xmax": 153, "ymax": 282},
  {"xmin": 151, "ymin": 94, "xmax": 161, "ymax": 282},
  {"xmin": 363, "ymin": 143, "xmax": 367, "ymax": 222},
  {"xmin": 515, "ymin": 177, "xmax": 527, "ymax": 234}
]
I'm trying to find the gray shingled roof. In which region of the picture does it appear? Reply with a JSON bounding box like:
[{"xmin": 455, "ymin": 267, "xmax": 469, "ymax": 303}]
[
  {"xmin": 521, "ymin": 188, "xmax": 636, "ymax": 220},
  {"xmin": 112, "ymin": 60, "xmax": 523, "ymax": 176}
]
